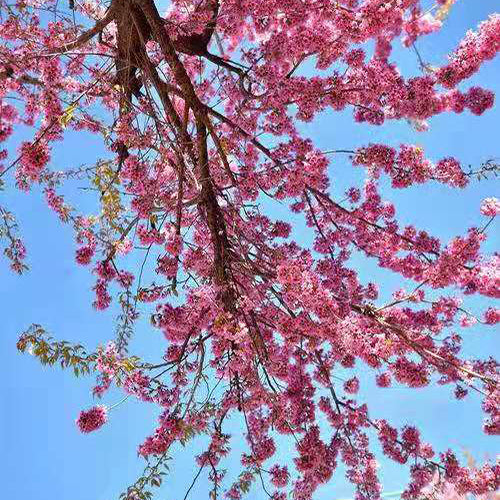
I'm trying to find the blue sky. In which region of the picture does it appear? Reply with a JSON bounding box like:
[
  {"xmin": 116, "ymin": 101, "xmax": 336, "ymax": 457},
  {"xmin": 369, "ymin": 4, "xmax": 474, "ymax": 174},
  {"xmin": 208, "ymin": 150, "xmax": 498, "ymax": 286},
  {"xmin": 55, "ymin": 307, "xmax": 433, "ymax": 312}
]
[{"xmin": 1, "ymin": 2, "xmax": 499, "ymax": 499}]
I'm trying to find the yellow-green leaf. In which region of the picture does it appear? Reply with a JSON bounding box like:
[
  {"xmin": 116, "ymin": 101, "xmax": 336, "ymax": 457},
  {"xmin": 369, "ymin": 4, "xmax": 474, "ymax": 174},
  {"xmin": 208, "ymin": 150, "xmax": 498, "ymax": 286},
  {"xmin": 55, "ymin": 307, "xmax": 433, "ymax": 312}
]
[{"xmin": 60, "ymin": 103, "xmax": 78, "ymax": 128}]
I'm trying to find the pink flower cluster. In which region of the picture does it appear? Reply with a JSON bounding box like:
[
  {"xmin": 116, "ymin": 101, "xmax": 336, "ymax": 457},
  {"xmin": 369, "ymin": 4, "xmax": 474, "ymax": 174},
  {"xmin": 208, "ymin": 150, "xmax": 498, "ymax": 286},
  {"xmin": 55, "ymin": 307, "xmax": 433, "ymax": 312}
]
[
  {"xmin": 403, "ymin": 12, "xmax": 442, "ymax": 47},
  {"xmin": 16, "ymin": 141, "xmax": 50, "ymax": 188},
  {"xmin": 76, "ymin": 406, "xmax": 108, "ymax": 433},
  {"xmin": 437, "ymin": 14, "xmax": 500, "ymax": 88},
  {"xmin": 480, "ymin": 197, "xmax": 500, "ymax": 217},
  {"xmin": 138, "ymin": 412, "xmax": 182, "ymax": 457},
  {"xmin": 4, "ymin": 0, "xmax": 500, "ymax": 499},
  {"xmin": 353, "ymin": 144, "xmax": 467, "ymax": 188}
]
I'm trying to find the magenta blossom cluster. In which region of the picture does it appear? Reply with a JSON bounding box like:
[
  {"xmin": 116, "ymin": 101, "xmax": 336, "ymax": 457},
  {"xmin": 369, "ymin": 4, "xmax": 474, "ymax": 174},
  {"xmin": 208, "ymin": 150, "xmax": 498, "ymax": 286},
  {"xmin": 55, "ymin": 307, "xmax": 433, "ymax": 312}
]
[
  {"xmin": 76, "ymin": 406, "xmax": 108, "ymax": 434},
  {"xmin": 4, "ymin": 0, "xmax": 500, "ymax": 499}
]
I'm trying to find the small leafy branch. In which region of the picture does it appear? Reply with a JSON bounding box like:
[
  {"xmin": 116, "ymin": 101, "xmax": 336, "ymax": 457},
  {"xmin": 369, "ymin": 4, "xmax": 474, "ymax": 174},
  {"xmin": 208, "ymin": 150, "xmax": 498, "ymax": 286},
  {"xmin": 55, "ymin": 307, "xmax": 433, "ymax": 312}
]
[
  {"xmin": 17, "ymin": 324, "xmax": 98, "ymax": 377},
  {"xmin": 16, "ymin": 324, "xmax": 140, "ymax": 380},
  {"xmin": 0, "ymin": 205, "xmax": 28, "ymax": 274},
  {"xmin": 120, "ymin": 453, "xmax": 171, "ymax": 500}
]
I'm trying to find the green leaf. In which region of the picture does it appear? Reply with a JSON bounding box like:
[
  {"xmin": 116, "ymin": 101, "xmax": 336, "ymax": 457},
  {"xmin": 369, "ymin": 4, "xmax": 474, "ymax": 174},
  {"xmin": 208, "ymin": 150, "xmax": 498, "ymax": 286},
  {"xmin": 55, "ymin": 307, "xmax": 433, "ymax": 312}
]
[{"xmin": 59, "ymin": 103, "xmax": 78, "ymax": 128}]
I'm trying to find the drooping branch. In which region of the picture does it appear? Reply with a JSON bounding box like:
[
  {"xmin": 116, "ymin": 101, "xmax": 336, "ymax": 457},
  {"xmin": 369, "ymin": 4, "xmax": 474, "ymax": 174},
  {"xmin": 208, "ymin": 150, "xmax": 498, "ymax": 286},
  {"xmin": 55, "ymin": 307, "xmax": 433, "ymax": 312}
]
[{"xmin": 52, "ymin": 2, "xmax": 118, "ymax": 54}]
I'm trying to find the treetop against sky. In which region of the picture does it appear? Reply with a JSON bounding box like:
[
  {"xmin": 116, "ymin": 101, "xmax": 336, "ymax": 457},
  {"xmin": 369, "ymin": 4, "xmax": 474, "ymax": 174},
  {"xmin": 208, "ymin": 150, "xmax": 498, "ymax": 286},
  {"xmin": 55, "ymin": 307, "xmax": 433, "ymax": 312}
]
[{"xmin": 1, "ymin": 0, "xmax": 499, "ymax": 499}]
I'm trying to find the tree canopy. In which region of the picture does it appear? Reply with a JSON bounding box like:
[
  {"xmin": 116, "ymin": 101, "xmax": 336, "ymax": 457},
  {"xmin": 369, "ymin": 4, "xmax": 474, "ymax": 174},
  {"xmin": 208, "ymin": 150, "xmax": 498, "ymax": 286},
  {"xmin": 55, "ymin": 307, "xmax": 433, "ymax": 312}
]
[{"xmin": 2, "ymin": 0, "xmax": 499, "ymax": 499}]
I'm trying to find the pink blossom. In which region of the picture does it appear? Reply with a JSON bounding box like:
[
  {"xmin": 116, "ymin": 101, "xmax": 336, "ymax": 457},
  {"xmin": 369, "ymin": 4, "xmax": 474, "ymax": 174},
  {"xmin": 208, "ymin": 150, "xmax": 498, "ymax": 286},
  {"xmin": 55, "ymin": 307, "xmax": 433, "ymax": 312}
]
[
  {"xmin": 344, "ymin": 377, "xmax": 360, "ymax": 394},
  {"xmin": 76, "ymin": 406, "xmax": 107, "ymax": 433},
  {"xmin": 480, "ymin": 197, "xmax": 500, "ymax": 217},
  {"xmin": 75, "ymin": 246, "xmax": 94, "ymax": 265},
  {"xmin": 269, "ymin": 465, "xmax": 289, "ymax": 488},
  {"xmin": 5, "ymin": 2, "xmax": 500, "ymax": 499}
]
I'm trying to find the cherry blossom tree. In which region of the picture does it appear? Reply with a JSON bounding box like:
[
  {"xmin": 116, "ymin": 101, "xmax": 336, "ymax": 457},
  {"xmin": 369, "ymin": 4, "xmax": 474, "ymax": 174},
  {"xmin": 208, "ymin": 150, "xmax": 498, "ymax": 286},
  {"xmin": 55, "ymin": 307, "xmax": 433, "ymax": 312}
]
[
  {"xmin": 418, "ymin": 452, "xmax": 500, "ymax": 500},
  {"xmin": 3, "ymin": 0, "xmax": 499, "ymax": 498}
]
